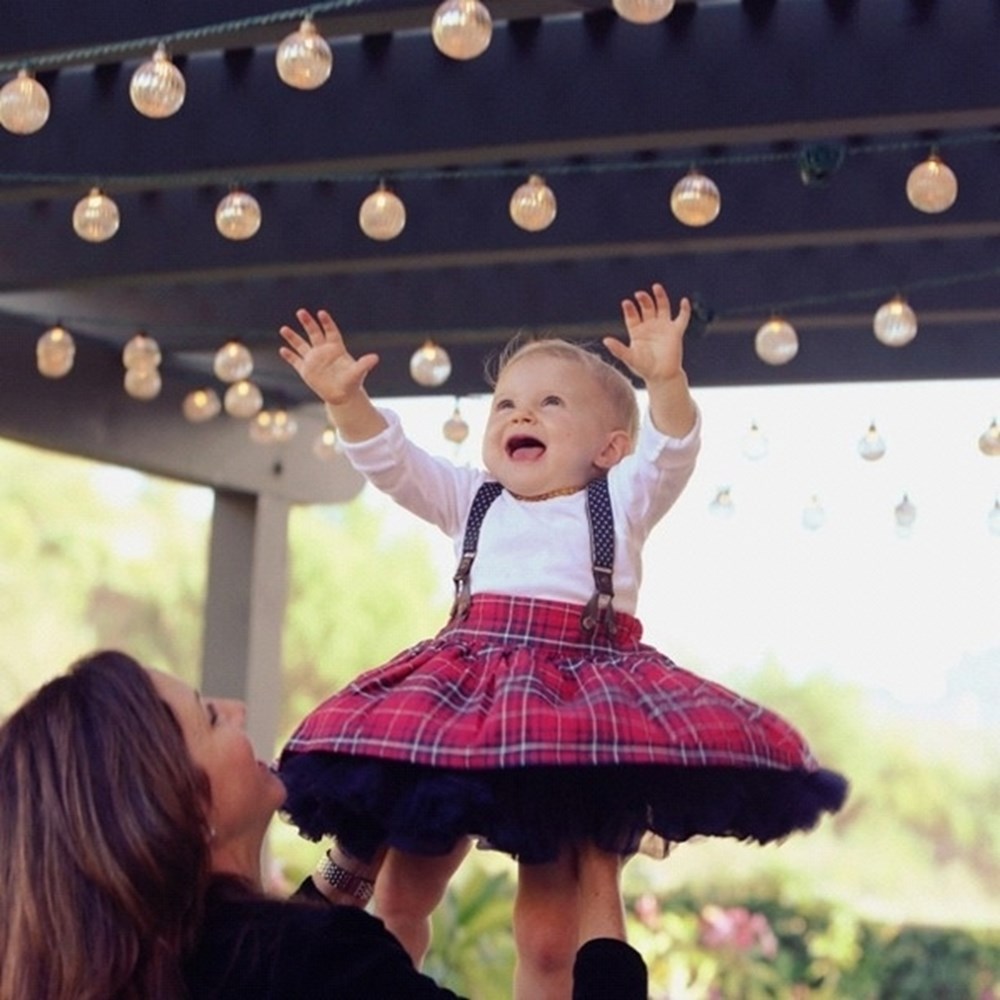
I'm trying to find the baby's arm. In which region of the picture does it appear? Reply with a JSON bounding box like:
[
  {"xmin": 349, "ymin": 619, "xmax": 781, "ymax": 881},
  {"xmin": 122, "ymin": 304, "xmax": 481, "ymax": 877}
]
[
  {"xmin": 278, "ymin": 308, "xmax": 387, "ymax": 443},
  {"xmin": 602, "ymin": 283, "xmax": 697, "ymax": 439}
]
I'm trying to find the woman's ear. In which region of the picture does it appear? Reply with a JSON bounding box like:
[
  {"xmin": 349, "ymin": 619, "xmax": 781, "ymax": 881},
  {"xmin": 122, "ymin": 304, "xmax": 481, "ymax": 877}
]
[{"xmin": 594, "ymin": 429, "xmax": 633, "ymax": 470}]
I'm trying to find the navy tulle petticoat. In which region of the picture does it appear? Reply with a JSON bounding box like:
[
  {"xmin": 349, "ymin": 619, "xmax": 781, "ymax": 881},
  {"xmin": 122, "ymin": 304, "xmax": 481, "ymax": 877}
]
[{"xmin": 279, "ymin": 594, "xmax": 848, "ymax": 864}]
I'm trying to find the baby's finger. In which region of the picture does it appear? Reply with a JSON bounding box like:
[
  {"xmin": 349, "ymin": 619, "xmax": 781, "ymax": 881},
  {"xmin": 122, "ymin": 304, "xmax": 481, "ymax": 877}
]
[
  {"xmin": 294, "ymin": 308, "xmax": 328, "ymax": 344},
  {"xmin": 634, "ymin": 290, "xmax": 655, "ymax": 319},
  {"xmin": 278, "ymin": 324, "xmax": 310, "ymax": 355}
]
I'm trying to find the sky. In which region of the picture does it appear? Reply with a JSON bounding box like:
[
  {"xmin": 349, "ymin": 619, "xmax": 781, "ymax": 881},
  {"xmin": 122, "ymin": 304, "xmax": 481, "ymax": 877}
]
[{"xmin": 373, "ymin": 377, "xmax": 999, "ymax": 708}]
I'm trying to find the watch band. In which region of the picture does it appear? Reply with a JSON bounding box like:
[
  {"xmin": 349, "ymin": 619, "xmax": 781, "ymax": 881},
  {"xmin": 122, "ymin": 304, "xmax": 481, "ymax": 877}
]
[{"xmin": 314, "ymin": 851, "xmax": 375, "ymax": 904}]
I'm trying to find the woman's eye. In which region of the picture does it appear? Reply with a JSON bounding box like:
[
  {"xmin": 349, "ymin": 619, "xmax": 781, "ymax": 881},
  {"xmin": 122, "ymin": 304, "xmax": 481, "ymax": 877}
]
[{"xmin": 206, "ymin": 702, "xmax": 219, "ymax": 726}]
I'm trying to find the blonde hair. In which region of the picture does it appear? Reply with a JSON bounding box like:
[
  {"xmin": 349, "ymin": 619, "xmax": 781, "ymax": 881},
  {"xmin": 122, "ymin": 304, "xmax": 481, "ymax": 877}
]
[{"xmin": 488, "ymin": 335, "xmax": 640, "ymax": 446}]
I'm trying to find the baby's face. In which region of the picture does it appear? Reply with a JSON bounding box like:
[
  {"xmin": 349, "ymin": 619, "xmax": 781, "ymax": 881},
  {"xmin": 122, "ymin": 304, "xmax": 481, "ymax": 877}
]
[{"xmin": 482, "ymin": 354, "xmax": 625, "ymax": 498}]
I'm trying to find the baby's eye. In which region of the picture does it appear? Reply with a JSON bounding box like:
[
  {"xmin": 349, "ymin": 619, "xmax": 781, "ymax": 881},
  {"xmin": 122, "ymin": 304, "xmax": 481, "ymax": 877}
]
[
  {"xmin": 494, "ymin": 398, "xmax": 514, "ymax": 411},
  {"xmin": 542, "ymin": 395, "xmax": 563, "ymax": 406},
  {"xmin": 206, "ymin": 702, "xmax": 219, "ymax": 726}
]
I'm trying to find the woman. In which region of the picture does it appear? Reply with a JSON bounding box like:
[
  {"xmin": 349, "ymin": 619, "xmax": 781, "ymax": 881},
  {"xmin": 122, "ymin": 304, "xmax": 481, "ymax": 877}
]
[{"xmin": 0, "ymin": 650, "xmax": 646, "ymax": 999}]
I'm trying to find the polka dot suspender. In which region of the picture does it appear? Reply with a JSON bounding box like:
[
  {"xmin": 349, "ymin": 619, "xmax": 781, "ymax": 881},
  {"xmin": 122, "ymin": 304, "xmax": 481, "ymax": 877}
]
[{"xmin": 449, "ymin": 478, "xmax": 617, "ymax": 636}]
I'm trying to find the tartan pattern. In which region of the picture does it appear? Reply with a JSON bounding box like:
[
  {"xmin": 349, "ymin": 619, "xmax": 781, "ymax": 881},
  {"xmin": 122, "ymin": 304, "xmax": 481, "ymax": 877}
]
[{"xmin": 285, "ymin": 594, "xmax": 820, "ymax": 772}]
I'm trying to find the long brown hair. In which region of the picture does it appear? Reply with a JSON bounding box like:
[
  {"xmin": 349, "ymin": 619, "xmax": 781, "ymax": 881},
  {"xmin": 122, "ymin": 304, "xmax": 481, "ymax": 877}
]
[{"xmin": 0, "ymin": 650, "xmax": 213, "ymax": 1000}]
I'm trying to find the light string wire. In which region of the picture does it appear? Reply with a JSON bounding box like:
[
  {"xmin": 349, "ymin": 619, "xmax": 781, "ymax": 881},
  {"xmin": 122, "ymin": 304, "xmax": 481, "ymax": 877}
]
[{"xmin": 0, "ymin": 0, "xmax": 373, "ymax": 74}]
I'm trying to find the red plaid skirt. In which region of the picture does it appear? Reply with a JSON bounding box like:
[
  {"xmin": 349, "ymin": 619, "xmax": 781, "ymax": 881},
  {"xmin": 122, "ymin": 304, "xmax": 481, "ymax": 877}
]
[{"xmin": 279, "ymin": 595, "xmax": 847, "ymax": 861}]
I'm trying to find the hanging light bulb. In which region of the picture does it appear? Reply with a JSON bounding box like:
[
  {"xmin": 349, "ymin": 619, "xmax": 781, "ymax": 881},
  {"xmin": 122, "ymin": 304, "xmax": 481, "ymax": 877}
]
[
  {"xmin": 740, "ymin": 420, "xmax": 769, "ymax": 460},
  {"xmin": 857, "ymin": 421, "xmax": 887, "ymax": 461},
  {"xmin": 275, "ymin": 17, "xmax": 333, "ymax": 90},
  {"xmin": 613, "ymin": 0, "xmax": 676, "ymax": 23},
  {"xmin": 0, "ymin": 69, "xmax": 50, "ymax": 135},
  {"xmin": 431, "ymin": 0, "xmax": 493, "ymax": 61},
  {"xmin": 802, "ymin": 495, "xmax": 826, "ymax": 531},
  {"xmin": 978, "ymin": 418, "xmax": 1000, "ymax": 457},
  {"xmin": 670, "ymin": 169, "xmax": 721, "ymax": 227},
  {"xmin": 36, "ymin": 325, "xmax": 75, "ymax": 378},
  {"xmin": 122, "ymin": 331, "xmax": 162, "ymax": 373},
  {"xmin": 215, "ymin": 189, "xmax": 262, "ymax": 241},
  {"xmin": 72, "ymin": 188, "xmax": 120, "ymax": 243},
  {"xmin": 271, "ymin": 409, "xmax": 298, "ymax": 443},
  {"xmin": 224, "ymin": 379, "xmax": 264, "ymax": 418},
  {"xmin": 249, "ymin": 410, "xmax": 276, "ymax": 445},
  {"xmin": 873, "ymin": 295, "xmax": 918, "ymax": 347},
  {"xmin": 988, "ymin": 499, "xmax": 1000, "ymax": 537},
  {"xmin": 754, "ymin": 316, "xmax": 799, "ymax": 365},
  {"xmin": 410, "ymin": 340, "xmax": 452, "ymax": 387},
  {"xmin": 129, "ymin": 44, "xmax": 186, "ymax": 119},
  {"xmin": 894, "ymin": 493, "xmax": 917, "ymax": 534},
  {"xmin": 213, "ymin": 341, "xmax": 254, "ymax": 383},
  {"xmin": 359, "ymin": 182, "xmax": 406, "ymax": 241},
  {"xmin": 313, "ymin": 426, "xmax": 340, "ymax": 461},
  {"xmin": 124, "ymin": 367, "xmax": 162, "ymax": 401},
  {"xmin": 509, "ymin": 174, "xmax": 557, "ymax": 232},
  {"xmin": 906, "ymin": 151, "xmax": 957, "ymax": 214},
  {"xmin": 443, "ymin": 402, "xmax": 470, "ymax": 444},
  {"xmin": 708, "ymin": 487, "xmax": 735, "ymax": 518},
  {"xmin": 182, "ymin": 387, "xmax": 221, "ymax": 423}
]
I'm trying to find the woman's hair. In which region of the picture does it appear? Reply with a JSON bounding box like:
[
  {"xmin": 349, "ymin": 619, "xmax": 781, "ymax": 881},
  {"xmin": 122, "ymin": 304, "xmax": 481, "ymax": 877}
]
[
  {"xmin": 0, "ymin": 650, "xmax": 213, "ymax": 1000},
  {"xmin": 489, "ymin": 335, "xmax": 641, "ymax": 446}
]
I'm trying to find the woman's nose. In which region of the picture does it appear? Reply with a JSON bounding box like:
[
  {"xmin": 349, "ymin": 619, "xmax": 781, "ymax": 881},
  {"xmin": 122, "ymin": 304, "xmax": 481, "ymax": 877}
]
[{"xmin": 220, "ymin": 698, "xmax": 247, "ymax": 726}]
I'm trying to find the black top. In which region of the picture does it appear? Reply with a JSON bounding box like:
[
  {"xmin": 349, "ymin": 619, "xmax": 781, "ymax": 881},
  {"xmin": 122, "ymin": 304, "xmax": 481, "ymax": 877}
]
[{"xmin": 184, "ymin": 877, "xmax": 648, "ymax": 999}]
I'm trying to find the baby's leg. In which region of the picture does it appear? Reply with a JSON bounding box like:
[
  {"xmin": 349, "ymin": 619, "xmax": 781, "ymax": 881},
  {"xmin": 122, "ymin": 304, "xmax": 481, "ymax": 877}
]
[
  {"xmin": 513, "ymin": 846, "xmax": 581, "ymax": 1000},
  {"xmin": 373, "ymin": 838, "xmax": 471, "ymax": 967}
]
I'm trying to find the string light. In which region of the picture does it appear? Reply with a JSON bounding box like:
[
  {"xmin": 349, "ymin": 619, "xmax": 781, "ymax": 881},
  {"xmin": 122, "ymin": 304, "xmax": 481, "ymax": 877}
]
[
  {"xmin": 122, "ymin": 331, "xmax": 162, "ymax": 373},
  {"xmin": 224, "ymin": 379, "xmax": 263, "ymax": 418},
  {"xmin": 0, "ymin": 69, "xmax": 50, "ymax": 135},
  {"xmin": 978, "ymin": 418, "xmax": 1000, "ymax": 457},
  {"xmin": 410, "ymin": 340, "xmax": 451, "ymax": 387},
  {"xmin": 906, "ymin": 151, "xmax": 957, "ymax": 214},
  {"xmin": 36, "ymin": 325, "xmax": 75, "ymax": 378},
  {"xmin": 989, "ymin": 499, "xmax": 1000, "ymax": 536},
  {"xmin": 215, "ymin": 189, "xmax": 262, "ymax": 240},
  {"xmin": 740, "ymin": 420, "xmax": 769, "ymax": 460},
  {"xmin": 670, "ymin": 169, "xmax": 721, "ymax": 227},
  {"xmin": 312, "ymin": 426, "xmax": 340, "ymax": 461},
  {"xmin": 801, "ymin": 495, "xmax": 826, "ymax": 531},
  {"xmin": 442, "ymin": 401, "xmax": 470, "ymax": 444},
  {"xmin": 894, "ymin": 493, "xmax": 917, "ymax": 535},
  {"xmin": 124, "ymin": 367, "xmax": 162, "ymax": 400},
  {"xmin": 857, "ymin": 421, "xmax": 886, "ymax": 461},
  {"xmin": 708, "ymin": 486, "xmax": 735, "ymax": 518},
  {"xmin": 275, "ymin": 17, "xmax": 333, "ymax": 91},
  {"xmin": 873, "ymin": 295, "xmax": 917, "ymax": 347},
  {"xmin": 613, "ymin": 0, "xmax": 676, "ymax": 24},
  {"xmin": 359, "ymin": 182, "xmax": 406, "ymax": 241},
  {"xmin": 129, "ymin": 44, "xmax": 186, "ymax": 119},
  {"xmin": 431, "ymin": 0, "xmax": 493, "ymax": 61},
  {"xmin": 509, "ymin": 174, "xmax": 557, "ymax": 232},
  {"xmin": 182, "ymin": 387, "xmax": 221, "ymax": 423},
  {"xmin": 249, "ymin": 410, "xmax": 276, "ymax": 444},
  {"xmin": 754, "ymin": 316, "xmax": 799, "ymax": 365},
  {"xmin": 72, "ymin": 188, "xmax": 120, "ymax": 242},
  {"xmin": 213, "ymin": 341, "xmax": 254, "ymax": 382}
]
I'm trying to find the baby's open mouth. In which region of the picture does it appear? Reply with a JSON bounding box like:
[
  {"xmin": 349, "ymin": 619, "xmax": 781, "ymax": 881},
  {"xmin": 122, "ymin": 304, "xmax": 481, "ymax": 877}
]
[{"xmin": 506, "ymin": 435, "xmax": 545, "ymax": 461}]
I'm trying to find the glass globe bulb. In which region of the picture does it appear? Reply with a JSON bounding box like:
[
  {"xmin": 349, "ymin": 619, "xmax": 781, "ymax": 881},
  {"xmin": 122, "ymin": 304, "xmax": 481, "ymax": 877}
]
[
  {"xmin": 754, "ymin": 317, "xmax": 799, "ymax": 365},
  {"xmin": 670, "ymin": 169, "xmax": 721, "ymax": 227},
  {"xmin": 740, "ymin": 421, "xmax": 769, "ymax": 461},
  {"xmin": 708, "ymin": 487, "xmax": 735, "ymax": 519},
  {"xmin": 858, "ymin": 422, "xmax": 887, "ymax": 461},
  {"xmin": 249, "ymin": 410, "xmax": 276, "ymax": 445},
  {"xmin": 989, "ymin": 499, "xmax": 1000, "ymax": 537},
  {"xmin": 276, "ymin": 18, "xmax": 333, "ymax": 90},
  {"xmin": 613, "ymin": 0, "xmax": 676, "ymax": 24},
  {"xmin": 894, "ymin": 493, "xmax": 917, "ymax": 532},
  {"xmin": 359, "ymin": 184, "xmax": 406, "ymax": 241},
  {"xmin": 410, "ymin": 340, "xmax": 452, "ymax": 387},
  {"xmin": 72, "ymin": 188, "xmax": 120, "ymax": 243},
  {"xmin": 873, "ymin": 295, "xmax": 917, "ymax": 347},
  {"xmin": 271, "ymin": 409, "xmax": 298, "ymax": 443},
  {"xmin": 906, "ymin": 153, "xmax": 957, "ymax": 214},
  {"xmin": 509, "ymin": 174, "xmax": 557, "ymax": 232},
  {"xmin": 213, "ymin": 341, "xmax": 254, "ymax": 383},
  {"xmin": 182, "ymin": 387, "xmax": 221, "ymax": 423},
  {"xmin": 36, "ymin": 325, "xmax": 75, "ymax": 378},
  {"xmin": 443, "ymin": 405, "xmax": 470, "ymax": 444},
  {"xmin": 215, "ymin": 189, "xmax": 262, "ymax": 241},
  {"xmin": 0, "ymin": 69, "xmax": 50, "ymax": 135},
  {"xmin": 312, "ymin": 426, "xmax": 341, "ymax": 461},
  {"xmin": 224, "ymin": 379, "xmax": 263, "ymax": 418},
  {"xmin": 431, "ymin": 0, "xmax": 493, "ymax": 61},
  {"xmin": 129, "ymin": 44, "xmax": 186, "ymax": 119},
  {"xmin": 124, "ymin": 367, "xmax": 162, "ymax": 401},
  {"xmin": 802, "ymin": 495, "xmax": 826, "ymax": 531},
  {"xmin": 978, "ymin": 418, "xmax": 1000, "ymax": 457},
  {"xmin": 122, "ymin": 331, "xmax": 162, "ymax": 372}
]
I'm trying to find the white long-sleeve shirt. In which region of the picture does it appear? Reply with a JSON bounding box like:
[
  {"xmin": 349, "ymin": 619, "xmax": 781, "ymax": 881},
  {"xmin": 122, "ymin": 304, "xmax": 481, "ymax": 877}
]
[{"xmin": 340, "ymin": 407, "xmax": 701, "ymax": 616}]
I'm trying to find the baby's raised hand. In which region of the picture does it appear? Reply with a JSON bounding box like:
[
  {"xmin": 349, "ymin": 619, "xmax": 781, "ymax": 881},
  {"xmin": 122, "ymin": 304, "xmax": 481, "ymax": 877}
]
[
  {"xmin": 278, "ymin": 309, "xmax": 379, "ymax": 407},
  {"xmin": 603, "ymin": 283, "xmax": 690, "ymax": 386}
]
